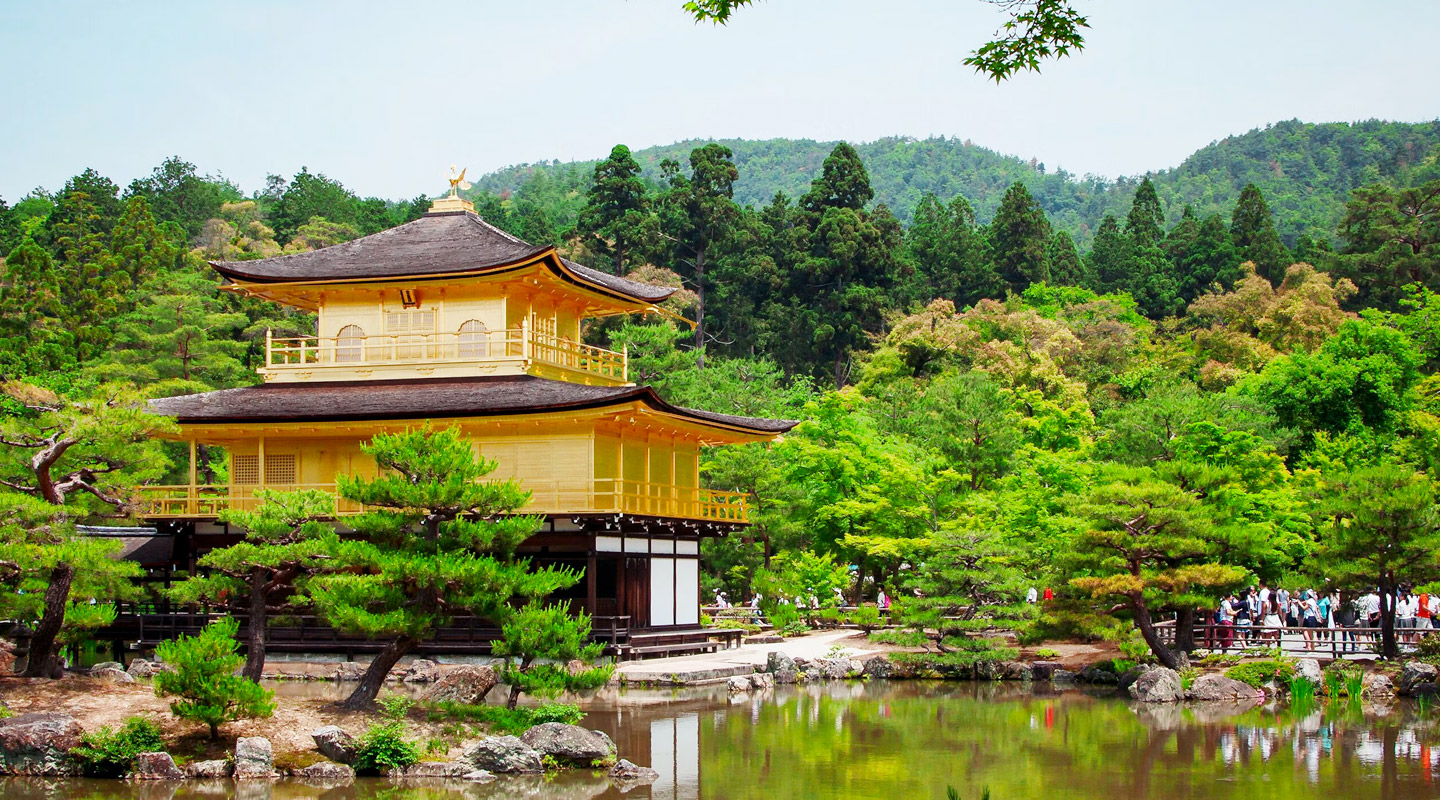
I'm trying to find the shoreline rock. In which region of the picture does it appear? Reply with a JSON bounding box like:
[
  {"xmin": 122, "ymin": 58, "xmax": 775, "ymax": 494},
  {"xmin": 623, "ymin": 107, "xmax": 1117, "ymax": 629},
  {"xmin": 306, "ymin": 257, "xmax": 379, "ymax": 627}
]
[{"xmin": 0, "ymin": 713, "xmax": 84, "ymax": 776}]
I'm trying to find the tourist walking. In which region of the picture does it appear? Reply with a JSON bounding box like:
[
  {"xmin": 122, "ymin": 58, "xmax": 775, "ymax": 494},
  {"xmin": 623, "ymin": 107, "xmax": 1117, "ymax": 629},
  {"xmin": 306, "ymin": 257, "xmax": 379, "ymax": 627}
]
[
  {"xmin": 1398, "ymin": 588, "xmax": 1418, "ymax": 644},
  {"xmin": 1026, "ymin": 587, "xmax": 1038, "ymax": 604},
  {"xmin": 1263, "ymin": 594, "xmax": 1284, "ymax": 644},
  {"xmin": 1299, "ymin": 590, "xmax": 1320, "ymax": 651}
]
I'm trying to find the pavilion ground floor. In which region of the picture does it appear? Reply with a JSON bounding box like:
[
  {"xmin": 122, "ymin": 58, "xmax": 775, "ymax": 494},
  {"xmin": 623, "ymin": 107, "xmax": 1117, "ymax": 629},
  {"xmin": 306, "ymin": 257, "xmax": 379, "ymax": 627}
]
[{"xmin": 82, "ymin": 513, "xmax": 742, "ymax": 663}]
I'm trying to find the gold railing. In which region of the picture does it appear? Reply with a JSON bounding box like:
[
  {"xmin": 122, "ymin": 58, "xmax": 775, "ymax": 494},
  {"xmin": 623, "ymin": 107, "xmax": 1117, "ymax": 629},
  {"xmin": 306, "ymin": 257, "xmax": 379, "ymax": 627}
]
[
  {"xmin": 135, "ymin": 480, "xmax": 749, "ymax": 523},
  {"xmin": 263, "ymin": 325, "xmax": 627, "ymax": 383}
]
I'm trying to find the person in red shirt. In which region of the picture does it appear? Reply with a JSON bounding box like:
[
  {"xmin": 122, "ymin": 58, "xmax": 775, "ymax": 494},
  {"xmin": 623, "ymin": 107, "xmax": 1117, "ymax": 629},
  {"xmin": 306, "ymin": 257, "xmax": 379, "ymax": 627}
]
[{"xmin": 1042, "ymin": 587, "xmax": 1053, "ymax": 602}]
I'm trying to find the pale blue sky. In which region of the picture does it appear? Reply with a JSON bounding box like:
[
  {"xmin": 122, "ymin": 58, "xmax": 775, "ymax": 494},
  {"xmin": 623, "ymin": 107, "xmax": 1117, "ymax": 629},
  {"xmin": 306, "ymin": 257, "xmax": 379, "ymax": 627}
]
[{"xmin": 1, "ymin": 0, "xmax": 1436, "ymax": 201}]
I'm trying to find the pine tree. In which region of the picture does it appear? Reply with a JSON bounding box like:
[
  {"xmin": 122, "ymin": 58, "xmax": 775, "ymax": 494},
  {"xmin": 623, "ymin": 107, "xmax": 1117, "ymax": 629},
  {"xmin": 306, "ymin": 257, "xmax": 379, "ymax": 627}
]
[
  {"xmin": 1124, "ymin": 177, "xmax": 1165, "ymax": 248},
  {"xmin": 0, "ymin": 383, "xmax": 173, "ymax": 677},
  {"xmin": 658, "ymin": 144, "xmax": 741, "ymax": 364},
  {"xmin": 492, "ymin": 603, "xmax": 613, "ymax": 709},
  {"xmin": 1046, "ymin": 230, "xmax": 1087, "ymax": 287},
  {"xmin": 1231, "ymin": 183, "xmax": 1291, "ymax": 285},
  {"xmin": 108, "ymin": 196, "xmax": 180, "ymax": 294},
  {"xmin": 50, "ymin": 190, "xmax": 122, "ymax": 363},
  {"xmin": 153, "ymin": 618, "xmax": 276, "ymax": 739},
  {"xmin": 905, "ymin": 194, "xmax": 1000, "ymax": 306},
  {"xmin": 799, "ymin": 142, "xmax": 873, "ymax": 213},
  {"xmin": 169, "ymin": 489, "xmax": 338, "ymax": 681},
  {"xmin": 310, "ymin": 426, "xmax": 581, "ymax": 709},
  {"xmin": 989, "ymin": 182, "xmax": 1052, "ymax": 294},
  {"xmin": 577, "ymin": 145, "xmax": 655, "ymax": 273},
  {"xmin": 1087, "ymin": 214, "xmax": 1127, "ymax": 293}
]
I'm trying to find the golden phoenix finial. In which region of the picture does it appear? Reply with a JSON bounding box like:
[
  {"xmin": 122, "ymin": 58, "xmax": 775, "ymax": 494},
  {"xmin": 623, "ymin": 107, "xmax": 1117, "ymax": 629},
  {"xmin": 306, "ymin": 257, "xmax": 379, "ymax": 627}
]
[{"xmin": 447, "ymin": 164, "xmax": 471, "ymax": 197}]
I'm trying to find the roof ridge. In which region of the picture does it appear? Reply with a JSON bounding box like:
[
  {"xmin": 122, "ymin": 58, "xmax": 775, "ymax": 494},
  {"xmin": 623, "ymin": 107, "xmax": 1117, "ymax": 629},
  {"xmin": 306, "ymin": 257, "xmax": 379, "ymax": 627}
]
[{"xmin": 463, "ymin": 211, "xmax": 533, "ymax": 247}]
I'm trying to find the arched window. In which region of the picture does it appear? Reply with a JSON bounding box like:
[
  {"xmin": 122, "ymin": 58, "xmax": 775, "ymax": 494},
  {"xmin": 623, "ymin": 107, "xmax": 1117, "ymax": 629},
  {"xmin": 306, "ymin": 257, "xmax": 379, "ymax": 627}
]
[
  {"xmin": 336, "ymin": 325, "xmax": 365, "ymax": 363},
  {"xmin": 457, "ymin": 319, "xmax": 488, "ymax": 359}
]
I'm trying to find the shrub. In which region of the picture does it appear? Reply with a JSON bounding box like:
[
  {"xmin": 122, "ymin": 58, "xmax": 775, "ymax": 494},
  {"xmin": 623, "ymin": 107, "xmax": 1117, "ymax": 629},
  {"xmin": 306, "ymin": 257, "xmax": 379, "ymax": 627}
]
[
  {"xmin": 72, "ymin": 717, "xmax": 165, "ymax": 778},
  {"xmin": 780, "ymin": 620, "xmax": 810, "ymax": 637},
  {"xmin": 422, "ymin": 701, "xmax": 584, "ymax": 736},
  {"xmin": 354, "ymin": 694, "xmax": 420, "ymax": 775},
  {"xmin": 1415, "ymin": 632, "xmax": 1440, "ymax": 664},
  {"xmin": 1178, "ymin": 666, "xmax": 1200, "ymax": 691},
  {"xmin": 1224, "ymin": 659, "xmax": 1296, "ymax": 688},
  {"xmin": 152, "ymin": 617, "xmax": 275, "ymax": 739},
  {"xmin": 492, "ymin": 603, "xmax": 614, "ymax": 709},
  {"xmin": 1033, "ymin": 647, "xmax": 1060, "ymax": 659},
  {"xmin": 849, "ymin": 605, "xmax": 883, "ymax": 633},
  {"xmin": 870, "ymin": 629, "xmax": 929, "ymax": 648},
  {"xmin": 766, "ymin": 602, "xmax": 802, "ymax": 632}
]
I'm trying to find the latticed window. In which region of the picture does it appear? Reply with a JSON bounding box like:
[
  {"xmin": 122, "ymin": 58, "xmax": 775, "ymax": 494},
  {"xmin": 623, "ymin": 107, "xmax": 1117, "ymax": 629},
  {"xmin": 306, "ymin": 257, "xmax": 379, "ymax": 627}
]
[
  {"xmin": 336, "ymin": 325, "xmax": 365, "ymax": 363},
  {"xmin": 457, "ymin": 319, "xmax": 488, "ymax": 358},
  {"xmin": 265, "ymin": 454, "xmax": 297, "ymax": 485},
  {"xmin": 232, "ymin": 455, "xmax": 259, "ymax": 485},
  {"xmin": 384, "ymin": 309, "xmax": 436, "ymax": 333}
]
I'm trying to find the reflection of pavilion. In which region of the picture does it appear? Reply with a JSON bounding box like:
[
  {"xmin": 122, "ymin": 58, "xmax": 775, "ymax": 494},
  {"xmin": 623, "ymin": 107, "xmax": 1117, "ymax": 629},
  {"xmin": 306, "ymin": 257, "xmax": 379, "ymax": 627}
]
[{"xmin": 649, "ymin": 713, "xmax": 701, "ymax": 800}]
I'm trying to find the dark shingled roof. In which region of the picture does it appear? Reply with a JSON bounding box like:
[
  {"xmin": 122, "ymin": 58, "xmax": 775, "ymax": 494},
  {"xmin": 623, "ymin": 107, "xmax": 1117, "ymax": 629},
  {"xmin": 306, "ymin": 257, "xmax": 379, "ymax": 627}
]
[
  {"xmin": 209, "ymin": 211, "xmax": 676, "ymax": 304},
  {"xmin": 147, "ymin": 376, "xmax": 796, "ymax": 435}
]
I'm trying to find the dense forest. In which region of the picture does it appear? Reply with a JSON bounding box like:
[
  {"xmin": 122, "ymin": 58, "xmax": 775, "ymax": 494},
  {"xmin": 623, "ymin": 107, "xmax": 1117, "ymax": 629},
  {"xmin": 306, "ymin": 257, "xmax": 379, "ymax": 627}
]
[{"xmin": 3, "ymin": 116, "xmax": 1440, "ymax": 668}]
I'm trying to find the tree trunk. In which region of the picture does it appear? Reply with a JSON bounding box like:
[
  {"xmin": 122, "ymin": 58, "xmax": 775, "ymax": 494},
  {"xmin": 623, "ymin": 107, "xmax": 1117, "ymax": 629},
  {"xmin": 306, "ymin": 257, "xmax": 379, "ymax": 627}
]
[
  {"xmin": 1174, "ymin": 607, "xmax": 1197, "ymax": 653},
  {"xmin": 506, "ymin": 657, "xmax": 533, "ymax": 709},
  {"xmin": 341, "ymin": 635, "xmax": 417, "ymax": 710},
  {"xmin": 1132, "ymin": 600, "xmax": 1182, "ymax": 670},
  {"xmin": 833, "ymin": 352, "xmax": 846, "ymax": 391},
  {"xmin": 21, "ymin": 563, "xmax": 74, "ymax": 678},
  {"xmin": 693, "ymin": 248, "xmax": 706, "ymax": 369},
  {"xmin": 241, "ymin": 568, "xmax": 267, "ymax": 682}
]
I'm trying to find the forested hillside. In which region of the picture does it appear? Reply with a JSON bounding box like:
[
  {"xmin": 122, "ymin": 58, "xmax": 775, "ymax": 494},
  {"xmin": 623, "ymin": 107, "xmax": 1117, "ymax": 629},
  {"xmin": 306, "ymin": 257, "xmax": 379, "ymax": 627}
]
[{"xmin": 474, "ymin": 120, "xmax": 1440, "ymax": 245}]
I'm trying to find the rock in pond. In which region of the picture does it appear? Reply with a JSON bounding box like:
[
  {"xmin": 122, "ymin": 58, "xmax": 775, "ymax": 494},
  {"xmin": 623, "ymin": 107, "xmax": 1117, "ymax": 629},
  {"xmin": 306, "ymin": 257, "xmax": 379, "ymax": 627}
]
[
  {"xmin": 862, "ymin": 656, "xmax": 894, "ymax": 679},
  {"xmin": 333, "ymin": 661, "xmax": 366, "ymax": 681},
  {"xmin": 520, "ymin": 723, "xmax": 616, "ymax": 766},
  {"xmin": 727, "ymin": 676, "xmax": 750, "ymax": 694},
  {"xmin": 463, "ymin": 735, "xmax": 543, "ymax": 773},
  {"xmin": 1186, "ymin": 674, "xmax": 1263, "ymax": 702},
  {"xmin": 1363, "ymin": 672, "xmax": 1396, "ymax": 697},
  {"xmin": 185, "ymin": 759, "xmax": 231, "ymax": 779},
  {"xmin": 767, "ymin": 651, "xmax": 798, "ymax": 684},
  {"xmin": 1295, "ymin": 658, "xmax": 1323, "ymax": 686},
  {"xmin": 399, "ymin": 659, "xmax": 442, "ymax": 683},
  {"xmin": 609, "ymin": 758, "xmax": 660, "ymax": 783},
  {"xmin": 419, "ymin": 665, "xmax": 497, "ymax": 705},
  {"xmin": 1079, "ymin": 664, "xmax": 1119, "ymax": 685},
  {"xmin": 233, "ymin": 736, "xmax": 278, "ymax": 779},
  {"xmin": 132, "ymin": 752, "xmax": 183, "ymax": 780},
  {"xmin": 294, "ymin": 761, "xmax": 354, "ymax": 781},
  {"xmin": 311, "ymin": 726, "xmax": 358, "ymax": 765},
  {"xmin": 390, "ymin": 761, "xmax": 491, "ymax": 780},
  {"xmin": 749, "ymin": 672, "xmax": 774, "ymax": 690},
  {"xmin": 0, "ymin": 713, "xmax": 84, "ymax": 776},
  {"xmin": 1128, "ymin": 667, "xmax": 1184, "ymax": 703},
  {"xmin": 1400, "ymin": 662, "xmax": 1439, "ymax": 695}
]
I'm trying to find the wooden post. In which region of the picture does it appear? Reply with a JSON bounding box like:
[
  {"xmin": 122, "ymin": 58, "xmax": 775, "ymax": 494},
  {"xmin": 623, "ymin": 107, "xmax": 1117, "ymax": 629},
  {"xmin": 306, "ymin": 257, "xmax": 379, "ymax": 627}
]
[
  {"xmin": 257, "ymin": 434, "xmax": 266, "ymax": 493},
  {"xmin": 587, "ymin": 548, "xmax": 597, "ymax": 618},
  {"xmin": 187, "ymin": 439, "xmax": 198, "ymax": 516},
  {"xmin": 265, "ymin": 328, "xmax": 272, "ymax": 367}
]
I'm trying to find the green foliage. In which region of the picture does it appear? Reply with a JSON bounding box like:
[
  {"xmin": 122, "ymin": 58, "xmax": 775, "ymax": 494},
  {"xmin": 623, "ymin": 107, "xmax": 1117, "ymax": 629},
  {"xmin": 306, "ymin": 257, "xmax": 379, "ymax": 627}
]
[
  {"xmin": 1289, "ymin": 675, "xmax": 1317, "ymax": 703},
  {"xmin": 152, "ymin": 618, "xmax": 275, "ymax": 739},
  {"xmin": 1224, "ymin": 659, "xmax": 1297, "ymax": 688},
  {"xmin": 71, "ymin": 717, "xmax": 165, "ymax": 778},
  {"xmin": 1178, "ymin": 666, "xmax": 1200, "ymax": 691},
  {"xmin": 1032, "ymin": 647, "xmax": 1060, "ymax": 659},
  {"xmin": 424, "ymin": 701, "xmax": 585, "ymax": 736},
  {"xmin": 849, "ymin": 605, "xmax": 883, "ymax": 633},
  {"xmin": 492, "ymin": 602, "xmax": 613, "ymax": 709},
  {"xmin": 353, "ymin": 717, "xmax": 421, "ymax": 775}
]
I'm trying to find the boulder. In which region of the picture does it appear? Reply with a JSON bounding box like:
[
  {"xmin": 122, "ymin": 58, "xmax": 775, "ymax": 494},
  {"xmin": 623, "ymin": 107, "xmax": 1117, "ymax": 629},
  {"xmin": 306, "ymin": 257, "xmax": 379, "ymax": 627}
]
[
  {"xmin": 185, "ymin": 759, "xmax": 231, "ymax": 779},
  {"xmin": 1052, "ymin": 669, "xmax": 1077, "ymax": 683},
  {"xmin": 1363, "ymin": 672, "xmax": 1395, "ymax": 697},
  {"xmin": 749, "ymin": 672, "xmax": 774, "ymax": 690},
  {"xmin": 1410, "ymin": 681, "xmax": 1440, "ymax": 698},
  {"xmin": 311, "ymin": 726, "xmax": 358, "ymax": 765},
  {"xmin": 1117, "ymin": 665, "xmax": 1154, "ymax": 694},
  {"xmin": 609, "ymin": 758, "xmax": 659, "ymax": 783},
  {"xmin": 1295, "ymin": 658, "xmax": 1323, "ymax": 686},
  {"xmin": 1078, "ymin": 665, "xmax": 1119, "ymax": 685},
  {"xmin": 818, "ymin": 658, "xmax": 851, "ymax": 681},
  {"xmin": 974, "ymin": 660, "xmax": 1004, "ymax": 681},
  {"xmin": 0, "ymin": 640, "xmax": 14, "ymax": 674},
  {"xmin": 333, "ymin": 661, "xmax": 366, "ymax": 682},
  {"xmin": 519, "ymin": 723, "xmax": 616, "ymax": 766},
  {"xmin": 746, "ymin": 635, "xmax": 785, "ymax": 645},
  {"xmin": 131, "ymin": 752, "xmax": 183, "ymax": 780},
  {"xmin": 766, "ymin": 651, "xmax": 795, "ymax": 674},
  {"xmin": 463, "ymin": 735, "xmax": 543, "ymax": 773},
  {"xmin": 126, "ymin": 659, "xmax": 165, "ymax": 679},
  {"xmin": 88, "ymin": 661, "xmax": 124, "ymax": 674},
  {"xmin": 233, "ymin": 736, "xmax": 278, "ymax": 780},
  {"xmin": 0, "ymin": 713, "xmax": 84, "ymax": 776},
  {"xmin": 1399, "ymin": 662, "xmax": 1439, "ymax": 695},
  {"xmin": 400, "ymin": 659, "xmax": 442, "ymax": 683},
  {"xmin": 390, "ymin": 761, "xmax": 491, "ymax": 780},
  {"xmin": 1029, "ymin": 661, "xmax": 1060, "ymax": 681},
  {"xmin": 294, "ymin": 761, "xmax": 354, "ymax": 781},
  {"xmin": 1187, "ymin": 673, "xmax": 1263, "ymax": 702},
  {"xmin": 92, "ymin": 667, "xmax": 135, "ymax": 684},
  {"xmin": 419, "ymin": 665, "xmax": 497, "ymax": 705},
  {"xmin": 862, "ymin": 656, "xmax": 895, "ymax": 679},
  {"xmin": 1128, "ymin": 667, "xmax": 1184, "ymax": 703},
  {"xmin": 726, "ymin": 676, "xmax": 750, "ymax": 694}
]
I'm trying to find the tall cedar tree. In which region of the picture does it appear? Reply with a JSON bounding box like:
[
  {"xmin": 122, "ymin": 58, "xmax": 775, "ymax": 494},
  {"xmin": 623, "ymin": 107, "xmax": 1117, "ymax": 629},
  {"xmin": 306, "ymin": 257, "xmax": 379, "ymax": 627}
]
[
  {"xmin": 0, "ymin": 383, "xmax": 173, "ymax": 676},
  {"xmin": 658, "ymin": 144, "xmax": 741, "ymax": 365},
  {"xmin": 577, "ymin": 145, "xmax": 655, "ymax": 274},
  {"xmin": 310, "ymin": 426, "xmax": 579, "ymax": 709},
  {"xmin": 1087, "ymin": 215, "xmax": 1127, "ymax": 294},
  {"xmin": 989, "ymin": 182, "xmax": 1052, "ymax": 294},
  {"xmin": 1231, "ymin": 183, "xmax": 1290, "ymax": 285},
  {"xmin": 905, "ymin": 194, "xmax": 1000, "ymax": 307},
  {"xmin": 1046, "ymin": 230, "xmax": 1087, "ymax": 287},
  {"xmin": 169, "ymin": 489, "xmax": 337, "ymax": 681},
  {"xmin": 1315, "ymin": 464, "xmax": 1440, "ymax": 660},
  {"xmin": 1338, "ymin": 179, "xmax": 1440, "ymax": 308}
]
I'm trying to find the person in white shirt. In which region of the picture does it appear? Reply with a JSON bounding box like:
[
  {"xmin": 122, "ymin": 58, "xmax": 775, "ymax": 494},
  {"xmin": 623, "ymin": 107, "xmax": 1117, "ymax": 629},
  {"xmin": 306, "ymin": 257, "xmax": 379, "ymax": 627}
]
[
  {"xmin": 1026, "ymin": 587, "xmax": 1039, "ymax": 604},
  {"xmin": 1398, "ymin": 589, "xmax": 1419, "ymax": 643},
  {"xmin": 1360, "ymin": 590, "xmax": 1381, "ymax": 647}
]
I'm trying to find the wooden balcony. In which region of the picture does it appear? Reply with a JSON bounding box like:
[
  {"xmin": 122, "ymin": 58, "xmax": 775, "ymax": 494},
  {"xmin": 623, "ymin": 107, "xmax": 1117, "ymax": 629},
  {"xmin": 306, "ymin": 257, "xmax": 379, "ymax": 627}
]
[
  {"xmin": 260, "ymin": 323, "xmax": 628, "ymax": 385},
  {"xmin": 135, "ymin": 479, "xmax": 750, "ymax": 523}
]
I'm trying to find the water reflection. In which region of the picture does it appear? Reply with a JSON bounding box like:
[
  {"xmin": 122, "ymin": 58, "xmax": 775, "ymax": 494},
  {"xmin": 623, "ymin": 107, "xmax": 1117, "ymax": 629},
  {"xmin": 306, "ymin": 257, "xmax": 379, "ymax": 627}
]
[{"xmin": 6, "ymin": 683, "xmax": 1440, "ymax": 799}]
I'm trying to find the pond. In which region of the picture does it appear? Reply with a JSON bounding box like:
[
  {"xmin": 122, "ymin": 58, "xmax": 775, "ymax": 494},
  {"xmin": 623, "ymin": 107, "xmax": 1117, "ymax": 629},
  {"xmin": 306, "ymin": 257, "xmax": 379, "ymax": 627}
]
[{"xmin": 3, "ymin": 680, "xmax": 1439, "ymax": 799}]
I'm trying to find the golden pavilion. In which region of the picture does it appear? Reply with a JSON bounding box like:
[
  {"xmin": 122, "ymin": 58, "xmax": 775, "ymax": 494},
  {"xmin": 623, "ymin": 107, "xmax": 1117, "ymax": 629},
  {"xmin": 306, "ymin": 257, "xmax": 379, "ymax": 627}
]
[{"xmin": 127, "ymin": 187, "xmax": 794, "ymax": 659}]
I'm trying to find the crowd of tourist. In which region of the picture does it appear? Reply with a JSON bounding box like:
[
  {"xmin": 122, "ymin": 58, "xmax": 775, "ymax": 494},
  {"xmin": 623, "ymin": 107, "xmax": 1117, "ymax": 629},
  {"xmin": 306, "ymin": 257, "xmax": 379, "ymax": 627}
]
[{"xmin": 1210, "ymin": 584, "xmax": 1439, "ymax": 652}]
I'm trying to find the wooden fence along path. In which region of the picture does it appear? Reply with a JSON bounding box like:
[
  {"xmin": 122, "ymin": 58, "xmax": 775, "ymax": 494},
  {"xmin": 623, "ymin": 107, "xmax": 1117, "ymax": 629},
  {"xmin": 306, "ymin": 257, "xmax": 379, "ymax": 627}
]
[{"xmin": 1157, "ymin": 619, "xmax": 1423, "ymax": 660}]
